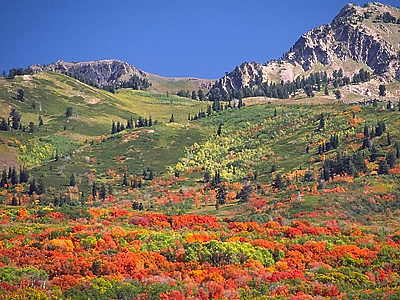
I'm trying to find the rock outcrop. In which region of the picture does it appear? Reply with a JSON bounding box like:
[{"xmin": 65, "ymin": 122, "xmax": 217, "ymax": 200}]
[
  {"xmin": 25, "ymin": 59, "xmax": 146, "ymax": 87},
  {"xmin": 213, "ymin": 2, "xmax": 400, "ymax": 93}
]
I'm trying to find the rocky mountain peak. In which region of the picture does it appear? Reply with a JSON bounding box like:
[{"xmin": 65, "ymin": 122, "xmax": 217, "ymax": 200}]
[
  {"xmin": 210, "ymin": 2, "xmax": 400, "ymax": 95},
  {"xmin": 26, "ymin": 59, "xmax": 146, "ymax": 87}
]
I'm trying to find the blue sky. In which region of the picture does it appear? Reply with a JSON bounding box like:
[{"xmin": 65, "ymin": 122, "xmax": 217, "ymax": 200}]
[{"xmin": 1, "ymin": 1, "xmax": 399, "ymax": 79}]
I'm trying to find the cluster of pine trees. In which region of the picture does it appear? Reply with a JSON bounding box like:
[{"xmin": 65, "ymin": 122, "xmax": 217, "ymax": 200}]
[
  {"xmin": 207, "ymin": 68, "xmax": 371, "ymax": 101},
  {"xmin": 176, "ymin": 89, "xmax": 205, "ymax": 101},
  {"xmin": 102, "ymin": 74, "xmax": 151, "ymax": 93},
  {"xmin": 111, "ymin": 116, "xmax": 154, "ymax": 134},
  {"xmin": 0, "ymin": 166, "xmax": 29, "ymax": 188}
]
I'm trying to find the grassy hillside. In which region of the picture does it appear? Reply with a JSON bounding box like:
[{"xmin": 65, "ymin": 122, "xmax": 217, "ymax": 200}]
[
  {"xmin": 1, "ymin": 74, "xmax": 400, "ymax": 298},
  {"xmin": 0, "ymin": 73, "xmax": 209, "ymax": 168}
]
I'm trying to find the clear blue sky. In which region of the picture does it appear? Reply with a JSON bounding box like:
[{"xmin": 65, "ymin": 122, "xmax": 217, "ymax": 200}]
[{"xmin": 1, "ymin": 1, "xmax": 398, "ymax": 79}]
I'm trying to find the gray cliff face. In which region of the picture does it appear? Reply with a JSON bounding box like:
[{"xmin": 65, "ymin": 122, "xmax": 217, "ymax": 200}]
[
  {"xmin": 214, "ymin": 2, "xmax": 400, "ymax": 93},
  {"xmin": 26, "ymin": 59, "xmax": 146, "ymax": 87}
]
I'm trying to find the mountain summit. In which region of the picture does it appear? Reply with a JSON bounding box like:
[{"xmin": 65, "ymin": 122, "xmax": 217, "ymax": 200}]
[
  {"xmin": 212, "ymin": 2, "xmax": 400, "ymax": 94},
  {"xmin": 26, "ymin": 59, "xmax": 146, "ymax": 87}
]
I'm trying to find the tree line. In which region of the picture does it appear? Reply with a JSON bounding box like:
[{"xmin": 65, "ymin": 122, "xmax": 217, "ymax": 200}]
[{"xmin": 207, "ymin": 68, "xmax": 371, "ymax": 101}]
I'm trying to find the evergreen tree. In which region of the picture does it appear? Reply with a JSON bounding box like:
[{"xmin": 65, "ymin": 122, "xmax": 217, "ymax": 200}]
[
  {"xmin": 10, "ymin": 108, "xmax": 21, "ymax": 130},
  {"xmin": 65, "ymin": 107, "xmax": 73, "ymax": 117},
  {"xmin": 122, "ymin": 173, "xmax": 128, "ymax": 186},
  {"xmin": 99, "ymin": 183, "xmax": 106, "ymax": 200},
  {"xmin": 169, "ymin": 114, "xmax": 175, "ymax": 123},
  {"xmin": 273, "ymin": 174, "xmax": 284, "ymax": 189},
  {"xmin": 197, "ymin": 89, "xmax": 205, "ymax": 101},
  {"xmin": 38, "ymin": 116, "xmax": 44, "ymax": 126},
  {"xmin": 363, "ymin": 122, "xmax": 368, "ymax": 137},
  {"xmin": 334, "ymin": 90, "xmax": 341, "ymax": 101},
  {"xmin": 396, "ymin": 143, "xmax": 400, "ymax": 159},
  {"xmin": 148, "ymin": 116, "xmax": 153, "ymax": 127},
  {"xmin": 29, "ymin": 178, "xmax": 37, "ymax": 195},
  {"xmin": 191, "ymin": 91, "xmax": 197, "ymax": 100},
  {"xmin": 69, "ymin": 173, "xmax": 76, "ymax": 187},
  {"xmin": 324, "ymin": 86, "xmax": 329, "ymax": 96},
  {"xmin": 386, "ymin": 151, "xmax": 396, "ymax": 168},
  {"xmin": 37, "ymin": 178, "xmax": 44, "ymax": 195},
  {"xmin": 92, "ymin": 182, "xmax": 97, "ymax": 198},
  {"xmin": 323, "ymin": 161, "xmax": 331, "ymax": 182},
  {"xmin": 217, "ymin": 184, "xmax": 227, "ymax": 205},
  {"xmin": 10, "ymin": 167, "xmax": 18, "ymax": 185},
  {"xmin": 149, "ymin": 169, "xmax": 154, "ymax": 180},
  {"xmin": 239, "ymin": 180, "xmax": 253, "ymax": 203},
  {"xmin": 19, "ymin": 166, "xmax": 28, "ymax": 183},
  {"xmin": 0, "ymin": 168, "xmax": 7, "ymax": 188},
  {"xmin": 0, "ymin": 118, "xmax": 8, "ymax": 131},
  {"xmin": 378, "ymin": 159, "xmax": 390, "ymax": 175},
  {"xmin": 387, "ymin": 132, "xmax": 391, "ymax": 146},
  {"xmin": 318, "ymin": 113, "xmax": 325, "ymax": 130},
  {"xmin": 111, "ymin": 121, "xmax": 117, "ymax": 134},
  {"xmin": 17, "ymin": 89, "xmax": 24, "ymax": 102},
  {"xmin": 107, "ymin": 184, "xmax": 113, "ymax": 196},
  {"xmin": 217, "ymin": 124, "xmax": 222, "ymax": 136}
]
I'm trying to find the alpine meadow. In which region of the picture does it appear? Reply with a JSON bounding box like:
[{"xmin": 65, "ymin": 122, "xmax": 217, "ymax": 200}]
[{"xmin": 2, "ymin": 2, "xmax": 400, "ymax": 300}]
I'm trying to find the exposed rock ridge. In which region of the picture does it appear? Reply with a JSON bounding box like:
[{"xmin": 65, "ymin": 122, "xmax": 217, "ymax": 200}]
[
  {"xmin": 213, "ymin": 2, "xmax": 400, "ymax": 93},
  {"xmin": 26, "ymin": 59, "xmax": 146, "ymax": 87}
]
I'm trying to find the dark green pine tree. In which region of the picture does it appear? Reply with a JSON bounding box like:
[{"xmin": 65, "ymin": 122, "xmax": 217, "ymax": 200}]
[
  {"xmin": 217, "ymin": 184, "xmax": 227, "ymax": 205},
  {"xmin": 149, "ymin": 169, "xmax": 154, "ymax": 180},
  {"xmin": 69, "ymin": 173, "xmax": 76, "ymax": 187},
  {"xmin": 378, "ymin": 159, "xmax": 390, "ymax": 175},
  {"xmin": 148, "ymin": 116, "xmax": 153, "ymax": 127},
  {"xmin": 99, "ymin": 183, "xmax": 106, "ymax": 200},
  {"xmin": 363, "ymin": 122, "xmax": 369, "ymax": 137},
  {"xmin": 323, "ymin": 161, "xmax": 331, "ymax": 182},
  {"xmin": 204, "ymin": 169, "xmax": 211, "ymax": 183},
  {"xmin": 37, "ymin": 178, "xmax": 44, "ymax": 195},
  {"xmin": 324, "ymin": 86, "xmax": 329, "ymax": 96},
  {"xmin": 38, "ymin": 115, "xmax": 44, "ymax": 126},
  {"xmin": 0, "ymin": 168, "xmax": 7, "ymax": 187},
  {"xmin": 396, "ymin": 143, "xmax": 400, "ymax": 159},
  {"xmin": 19, "ymin": 166, "xmax": 28, "ymax": 183},
  {"xmin": 29, "ymin": 178, "xmax": 37, "ymax": 195},
  {"xmin": 386, "ymin": 152, "xmax": 396, "ymax": 169},
  {"xmin": 387, "ymin": 132, "xmax": 392, "ymax": 146},
  {"xmin": 92, "ymin": 182, "xmax": 97, "ymax": 198},
  {"xmin": 273, "ymin": 174, "xmax": 284, "ymax": 189},
  {"xmin": 169, "ymin": 114, "xmax": 175, "ymax": 123},
  {"xmin": 107, "ymin": 184, "xmax": 113, "ymax": 196},
  {"xmin": 239, "ymin": 180, "xmax": 253, "ymax": 203},
  {"xmin": 318, "ymin": 113, "xmax": 325, "ymax": 130},
  {"xmin": 111, "ymin": 121, "xmax": 117, "ymax": 134},
  {"xmin": 217, "ymin": 124, "xmax": 222, "ymax": 136},
  {"xmin": 123, "ymin": 173, "xmax": 128, "ymax": 186},
  {"xmin": 10, "ymin": 167, "xmax": 18, "ymax": 185}
]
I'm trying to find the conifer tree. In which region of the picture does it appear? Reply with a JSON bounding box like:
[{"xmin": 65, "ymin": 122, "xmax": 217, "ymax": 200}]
[
  {"xmin": 69, "ymin": 173, "xmax": 76, "ymax": 187},
  {"xmin": 92, "ymin": 182, "xmax": 97, "ymax": 198},
  {"xmin": 0, "ymin": 168, "xmax": 7, "ymax": 187},
  {"xmin": 378, "ymin": 159, "xmax": 390, "ymax": 175},
  {"xmin": 10, "ymin": 167, "xmax": 18, "ymax": 185},
  {"xmin": 29, "ymin": 178, "xmax": 37, "ymax": 195},
  {"xmin": 19, "ymin": 166, "xmax": 28, "ymax": 183},
  {"xmin": 169, "ymin": 114, "xmax": 175, "ymax": 123},
  {"xmin": 386, "ymin": 152, "xmax": 396, "ymax": 168},
  {"xmin": 99, "ymin": 183, "xmax": 106, "ymax": 200}
]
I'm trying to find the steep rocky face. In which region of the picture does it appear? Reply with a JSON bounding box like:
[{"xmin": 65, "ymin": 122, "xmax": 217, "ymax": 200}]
[
  {"xmin": 213, "ymin": 2, "xmax": 400, "ymax": 93},
  {"xmin": 26, "ymin": 59, "xmax": 146, "ymax": 87}
]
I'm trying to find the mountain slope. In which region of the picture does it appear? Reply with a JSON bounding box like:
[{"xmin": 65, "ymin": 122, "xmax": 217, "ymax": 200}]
[
  {"xmin": 212, "ymin": 2, "xmax": 400, "ymax": 95},
  {"xmin": 25, "ymin": 59, "xmax": 215, "ymax": 94}
]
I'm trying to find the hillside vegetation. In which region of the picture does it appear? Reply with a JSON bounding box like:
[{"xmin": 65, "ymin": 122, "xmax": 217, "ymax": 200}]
[{"xmin": 0, "ymin": 68, "xmax": 400, "ymax": 299}]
